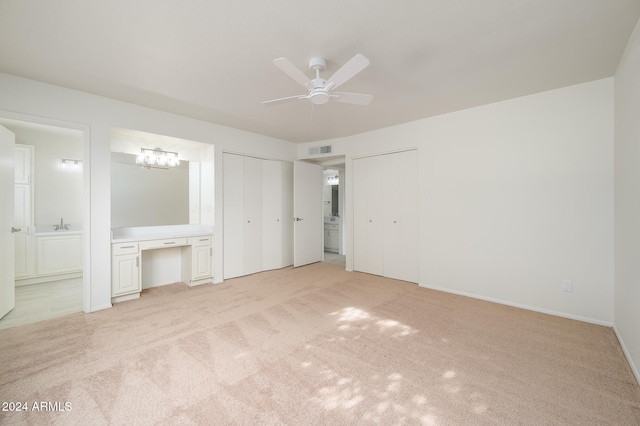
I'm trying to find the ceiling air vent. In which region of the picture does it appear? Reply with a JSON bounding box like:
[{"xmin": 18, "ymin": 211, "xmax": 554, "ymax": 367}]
[{"xmin": 309, "ymin": 145, "xmax": 332, "ymax": 156}]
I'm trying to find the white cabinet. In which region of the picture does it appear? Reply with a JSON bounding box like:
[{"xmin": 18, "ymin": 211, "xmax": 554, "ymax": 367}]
[
  {"xmin": 223, "ymin": 153, "xmax": 293, "ymax": 279},
  {"xmin": 111, "ymin": 232, "xmax": 213, "ymax": 302},
  {"xmin": 324, "ymin": 223, "xmax": 339, "ymax": 253},
  {"xmin": 353, "ymin": 150, "xmax": 419, "ymax": 283},
  {"xmin": 188, "ymin": 236, "xmax": 213, "ymax": 281},
  {"xmin": 111, "ymin": 243, "xmax": 140, "ymax": 298},
  {"xmin": 36, "ymin": 234, "xmax": 83, "ymax": 276}
]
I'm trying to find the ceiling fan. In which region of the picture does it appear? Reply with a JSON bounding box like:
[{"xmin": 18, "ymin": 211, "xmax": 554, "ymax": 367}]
[{"xmin": 262, "ymin": 54, "xmax": 373, "ymax": 107}]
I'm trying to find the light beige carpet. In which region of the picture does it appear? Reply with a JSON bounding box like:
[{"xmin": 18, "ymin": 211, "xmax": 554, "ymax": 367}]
[{"xmin": 1, "ymin": 262, "xmax": 639, "ymax": 425}]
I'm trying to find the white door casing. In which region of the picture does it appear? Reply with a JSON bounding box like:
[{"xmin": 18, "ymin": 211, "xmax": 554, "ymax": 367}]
[
  {"xmin": 293, "ymin": 161, "xmax": 323, "ymax": 267},
  {"xmin": 0, "ymin": 125, "xmax": 16, "ymax": 319}
]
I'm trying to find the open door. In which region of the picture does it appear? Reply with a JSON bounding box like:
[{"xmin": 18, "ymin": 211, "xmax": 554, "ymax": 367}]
[
  {"xmin": 293, "ymin": 161, "xmax": 323, "ymax": 267},
  {"xmin": 0, "ymin": 125, "xmax": 15, "ymax": 319}
]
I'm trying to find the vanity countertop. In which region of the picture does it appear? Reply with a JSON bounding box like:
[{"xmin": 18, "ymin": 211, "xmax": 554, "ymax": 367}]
[{"xmin": 111, "ymin": 224, "xmax": 214, "ymax": 243}]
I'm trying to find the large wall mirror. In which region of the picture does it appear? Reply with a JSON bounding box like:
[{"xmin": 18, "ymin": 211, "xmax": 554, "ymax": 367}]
[
  {"xmin": 111, "ymin": 152, "xmax": 191, "ymax": 227},
  {"xmin": 110, "ymin": 128, "xmax": 214, "ymax": 229}
]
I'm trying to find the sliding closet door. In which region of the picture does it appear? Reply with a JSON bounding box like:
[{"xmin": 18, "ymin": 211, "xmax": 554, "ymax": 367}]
[
  {"xmin": 243, "ymin": 156, "xmax": 263, "ymax": 276},
  {"xmin": 383, "ymin": 150, "xmax": 418, "ymax": 283},
  {"xmin": 223, "ymin": 153, "xmax": 244, "ymax": 279}
]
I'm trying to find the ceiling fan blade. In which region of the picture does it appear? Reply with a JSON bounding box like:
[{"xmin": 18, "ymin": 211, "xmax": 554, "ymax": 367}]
[
  {"xmin": 273, "ymin": 58, "xmax": 312, "ymax": 89},
  {"xmin": 326, "ymin": 54, "xmax": 370, "ymax": 90},
  {"xmin": 262, "ymin": 94, "xmax": 307, "ymax": 105},
  {"xmin": 332, "ymin": 92, "xmax": 373, "ymax": 106}
]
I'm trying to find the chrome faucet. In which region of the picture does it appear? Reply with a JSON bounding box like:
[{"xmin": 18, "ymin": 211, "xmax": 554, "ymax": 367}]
[{"xmin": 54, "ymin": 217, "xmax": 69, "ymax": 231}]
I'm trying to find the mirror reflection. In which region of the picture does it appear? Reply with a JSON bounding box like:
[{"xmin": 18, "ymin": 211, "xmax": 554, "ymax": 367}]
[{"xmin": 111, "ymin": 152, "xmax": 190, "ymax": 228}]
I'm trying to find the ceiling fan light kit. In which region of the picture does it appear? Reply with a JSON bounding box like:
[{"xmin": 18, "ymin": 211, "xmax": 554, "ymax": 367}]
[{"xmin": 263, "ymin": 54, "xmax": 373, "ymax": 108}]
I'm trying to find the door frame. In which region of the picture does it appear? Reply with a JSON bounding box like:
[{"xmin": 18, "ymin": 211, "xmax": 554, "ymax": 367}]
[{"xmin": 0, "ymin": 110, "xmax": 92, "ymax": 313}]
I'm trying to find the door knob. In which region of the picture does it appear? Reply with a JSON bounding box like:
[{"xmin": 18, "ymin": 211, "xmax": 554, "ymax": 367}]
[
  {"xmin": 295, "ymin": 217, "xmax": 303, "ymax": 221},
  {"xmin": 11, "ymin": 227, "xmax": 21, "ymax": 233}
]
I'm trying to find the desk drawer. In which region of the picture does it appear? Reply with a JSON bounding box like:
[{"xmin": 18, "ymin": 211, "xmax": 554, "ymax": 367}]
[
  {"xmin": 190, "ymin": 236, "xmax": 212, "ymax": 246},
  {"xmin": 140, "ymin": 238, "xmax": 188, "ymax": 250},
  {"xmin": 112, "ymin": 242, "xmax": 139, "ymax": 256}
]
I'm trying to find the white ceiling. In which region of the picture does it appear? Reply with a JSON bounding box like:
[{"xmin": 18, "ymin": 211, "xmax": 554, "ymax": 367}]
[{"xmin": 1, "ymin": 1, "xmax": 639, "ymax": 143}]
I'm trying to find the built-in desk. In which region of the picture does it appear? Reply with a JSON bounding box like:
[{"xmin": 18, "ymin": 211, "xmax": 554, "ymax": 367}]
[{"xmin": 111, "ymin": 225, "xmax": 213, "ymax": 303}]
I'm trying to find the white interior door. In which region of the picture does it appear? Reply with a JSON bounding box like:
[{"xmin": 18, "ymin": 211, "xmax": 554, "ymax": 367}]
[
  {"xmin": 293, "ymin": 161, "xmax": 322, "ymax": 267},
  {"xmin": 0, "ymin": 125, "xmax": 16, "ymax": 319}
]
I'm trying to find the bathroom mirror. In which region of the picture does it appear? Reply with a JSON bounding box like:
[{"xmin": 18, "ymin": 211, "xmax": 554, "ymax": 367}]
[{"xmin": 111, "ymin": 152, "xmax": 191, "ymax": 228}]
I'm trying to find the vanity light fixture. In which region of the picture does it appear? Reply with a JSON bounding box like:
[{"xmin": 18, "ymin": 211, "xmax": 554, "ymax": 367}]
[
  {"xmin": 136, "ymin": 147, "xmax": 180, "ymax": 168},
  {"xmin": 61, "ymin": 158, "xmax": 82, "ymax": 169},
  {"xmin": 327, "ymin": 175, "xmax": 339, "ymax": 185}
]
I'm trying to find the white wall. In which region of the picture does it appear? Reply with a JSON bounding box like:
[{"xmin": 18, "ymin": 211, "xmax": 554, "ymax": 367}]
[
  {"xmin": 301, "ymin": 78, "xmax": 614, "ymax": 325},
  {"xmin": 0, "ymin": 72, "xmax": 296, "ymax": 312},
  {"xmin": 614, "ymin": 19, "xmax": 640, "ymax": 383}
]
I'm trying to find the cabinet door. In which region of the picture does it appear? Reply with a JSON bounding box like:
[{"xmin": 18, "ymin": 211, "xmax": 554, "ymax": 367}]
[
  {"xmin": 112, "ymin": 254, "xmax": 140, "ymax": 296},
  {"xmin": 36, "ymin": 235, "xmax": 83, "ymax": 276},
  {"xmin": 243, "ymin": 156, "xmax": 263, "ymax": 275},
  {"xmin": 192, "ymin": 244, "xmax": 213, "ymax": 280},
  {"xmin": 223, "ymin": 153, "xmax": 244, "ymax": 279},
  {"xmin": 262, "ymin": 160, "xmax": 282, "ymax": 270},
  {"xmin": 328, "ymin": 229, "xmax": 339, "ymax": 252}
]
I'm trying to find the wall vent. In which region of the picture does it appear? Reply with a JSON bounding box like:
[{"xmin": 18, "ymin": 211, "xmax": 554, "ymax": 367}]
[{"xmin": 309, "ymin": 145, "xmax": 332, "ymax": 156}]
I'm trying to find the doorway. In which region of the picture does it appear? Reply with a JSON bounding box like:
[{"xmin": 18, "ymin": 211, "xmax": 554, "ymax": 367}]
[
  {"xmin": 322, "ymin": 165, "xmax": 345, "ymax": 267},
  {"xmin": 0, "ymin": 116, "xmax": 86, "ymax": 329}
]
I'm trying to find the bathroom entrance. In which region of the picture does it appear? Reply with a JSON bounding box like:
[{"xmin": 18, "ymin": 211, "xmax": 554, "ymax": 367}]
[
  {"xmin": 323, "ymin": 165, "xmax": 345, "ymax": 267},
  {"xmin": 0, "ymin": 116, "xmax": 85, "ymax": 329}
]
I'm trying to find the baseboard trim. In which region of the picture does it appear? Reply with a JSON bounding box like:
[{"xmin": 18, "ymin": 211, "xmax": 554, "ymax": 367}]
[
  {"xmin": 613, "ymin": 325, "xmax": 640, "ymax": 386},
  {"xmin": 89, "ymin": 303, "xmax": 112, "ymax": 313},
  {"xmin": 418, "ymin": 282, "xmax": 613, "ymax": 327},
  {"xmin": 16, "ymin": 272, "xmax": 83, "ymax": 287}
]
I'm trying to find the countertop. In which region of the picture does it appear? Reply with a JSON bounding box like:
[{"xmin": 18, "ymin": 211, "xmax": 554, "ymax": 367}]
[{"xmin": 111, "ymin": 224, "xmax": 214, "ymax": 243}]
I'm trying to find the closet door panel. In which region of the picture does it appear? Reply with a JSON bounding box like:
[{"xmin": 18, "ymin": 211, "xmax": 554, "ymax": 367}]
[
  {"xmin": 367, "ymin": 155, "xmax": 385, "ymax": 276},
  {"xmin": 281, "ymin": 162, "xmax": 294, "ymax": 267},
  {"xmin": 398, "ymin": 150, "xmax": 419, "ymax": 283},
  {"xmin": 353, "ymin": 155, "xmax": 384, "ymax": 276},
  {"xmin": 353, "ymin": 158, "xmax": 369, "ymax": 273},
  {"xmin": 223, "ymin": 154, "xmax": 244, "ymax": 279},
  {"xmin": 384, "ymin": 150, "xmax": 419, "ymax": 282},
  {"xmin": 243, "ymin": 156, "xmax": 263, "ymax": 275},
  {"xmin": 383, "ymin": 153, "xmax": 402, "ymax": 280},
  {"xmin": 262, "ymin": 160, "xmax": 282, "ymax": 271}
]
